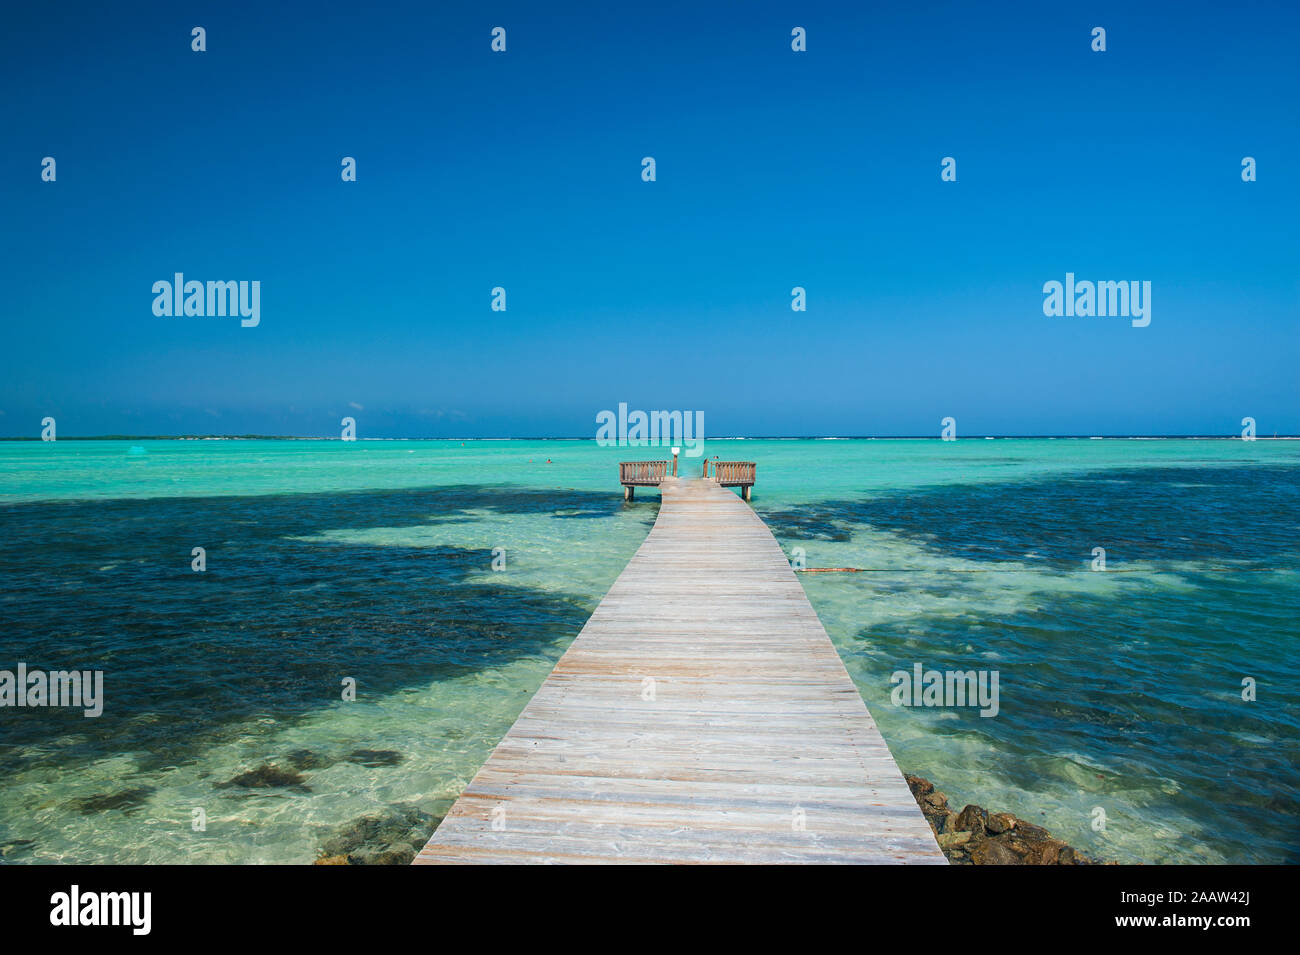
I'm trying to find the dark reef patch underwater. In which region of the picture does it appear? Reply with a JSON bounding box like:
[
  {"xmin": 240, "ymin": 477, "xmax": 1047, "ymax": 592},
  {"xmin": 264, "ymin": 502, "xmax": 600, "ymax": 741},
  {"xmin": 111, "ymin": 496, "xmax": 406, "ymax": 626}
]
[
  {"xmin": 760, "ymin": 463, "xmax": 1300, "ymax": 567},
  {"xmin": 0, "ymin": 484, "xmax": 618, "ymax": 771},
  {"xmin": 764, "ymin": 461, "xmax": 1300, "ymax": 863}
]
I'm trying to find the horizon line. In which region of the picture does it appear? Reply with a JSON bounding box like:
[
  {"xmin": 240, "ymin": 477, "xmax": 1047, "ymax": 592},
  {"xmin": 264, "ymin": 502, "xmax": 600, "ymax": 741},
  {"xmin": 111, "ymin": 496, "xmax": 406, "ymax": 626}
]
[{"xmin": 2, "ymin": 434, "xmax": 1296, "ymax": 442}]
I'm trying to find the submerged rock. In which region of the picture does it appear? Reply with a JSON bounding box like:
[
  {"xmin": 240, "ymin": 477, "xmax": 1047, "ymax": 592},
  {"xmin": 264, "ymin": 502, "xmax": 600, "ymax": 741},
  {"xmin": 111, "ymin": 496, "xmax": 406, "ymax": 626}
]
[
  {"xmin": 218, "ymin": 764, "xmax": 309, "ymax": 790},
  {"xmin": 986, "ymin": 811, "xmax": 1018, "ymax": 835},
  {"xmin": 952, "ymin": 803, "xmax": 989, "ymax": 835},
  {"xmin": 904, "ymin": 774, "xmax": 1106, "ymax": 865},
  {"xmin": 68, "ymin": 786, "xmax": 156, "ymax": 815},
  {"xmin": 283, "ymin": 749, "xmax": 337, "ymax": 771},
  {"xmin": 0, "ymin": 839, "xmax": 36, "ymax": 859},
  {"xmin": 348, "ymin": 842, "xmax": 420, "ymax": 865},
  {"xmin": 345, "ymin": 749, "xmax": 403, "ymax": 767},
  {"xmin": 317, "ymin": 803, "xmax": 439, "ymax": 865}
]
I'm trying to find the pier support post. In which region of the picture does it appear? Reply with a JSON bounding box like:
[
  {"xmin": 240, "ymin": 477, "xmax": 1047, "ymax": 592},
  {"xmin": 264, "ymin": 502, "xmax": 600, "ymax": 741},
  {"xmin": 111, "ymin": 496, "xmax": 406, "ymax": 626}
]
[
  {"xmin": 742, "ymin": 485, "xmax": 751, "ymax": 502},
  {"xmin": 624, "ymin": 485, "xmax": 633, "ymax": 501}
]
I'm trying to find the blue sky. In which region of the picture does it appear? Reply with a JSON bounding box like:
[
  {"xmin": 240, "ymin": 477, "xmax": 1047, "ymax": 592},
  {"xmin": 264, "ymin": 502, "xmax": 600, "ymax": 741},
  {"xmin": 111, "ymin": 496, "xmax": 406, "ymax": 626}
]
[{"xmin": 2, "ymin": 0, "xmax": 1297, "ymax": 437}]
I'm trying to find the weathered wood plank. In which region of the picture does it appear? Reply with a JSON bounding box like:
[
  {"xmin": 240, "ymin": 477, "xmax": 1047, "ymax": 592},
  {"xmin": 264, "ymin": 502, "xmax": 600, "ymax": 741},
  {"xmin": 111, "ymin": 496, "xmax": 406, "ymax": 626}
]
[{"xmin": 414, "ymin": 477, "xmax": 944, "ymax": 865}]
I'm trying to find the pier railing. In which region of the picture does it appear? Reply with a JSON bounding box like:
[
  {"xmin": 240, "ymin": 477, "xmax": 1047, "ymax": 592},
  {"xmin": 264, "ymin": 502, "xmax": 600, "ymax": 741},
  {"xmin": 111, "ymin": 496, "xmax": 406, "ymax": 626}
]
[
  {"xmin": 703, "ymin": 460, "xmax": 756, "ymax": 500},
  {"xmin": 619, "ymin": 460, "xmax": 669, "ymax": 486},
  {"xmin": 619, "ymin": 460, "xmax": 670, "ymax": 501},
  {"xmin": 704, "ymin": 461, "xmax": 756, "ymax": 485}
]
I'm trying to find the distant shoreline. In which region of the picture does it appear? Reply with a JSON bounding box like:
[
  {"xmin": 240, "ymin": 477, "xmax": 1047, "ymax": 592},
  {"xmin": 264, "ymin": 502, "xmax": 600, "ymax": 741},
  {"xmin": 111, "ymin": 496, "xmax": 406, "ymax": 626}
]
[{"xmin": 2, "ymin": 435, "xmax": 1297, "ymax": 442}]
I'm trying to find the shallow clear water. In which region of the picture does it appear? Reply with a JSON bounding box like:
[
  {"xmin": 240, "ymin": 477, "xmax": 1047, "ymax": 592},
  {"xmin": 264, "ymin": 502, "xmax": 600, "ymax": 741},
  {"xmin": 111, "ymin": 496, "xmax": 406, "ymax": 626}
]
[{"xmin": 1, "ymin": 438, "xmax": 1296, "ymax": 863}]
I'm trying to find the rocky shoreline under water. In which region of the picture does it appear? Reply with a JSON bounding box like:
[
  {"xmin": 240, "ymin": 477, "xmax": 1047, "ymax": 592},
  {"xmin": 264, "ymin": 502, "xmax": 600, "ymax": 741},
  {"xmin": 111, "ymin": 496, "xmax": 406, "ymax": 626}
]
[
  {"xmin": 214, "ymin": 751, "xmax": 445, "ymax": 866},
  {"xmin": 314, "ymin": 804, "xmax": 440, "ymax": 865},
  {"xmin": 905, "ymin": 774, "xmax": 1107, "ymax": 865}
]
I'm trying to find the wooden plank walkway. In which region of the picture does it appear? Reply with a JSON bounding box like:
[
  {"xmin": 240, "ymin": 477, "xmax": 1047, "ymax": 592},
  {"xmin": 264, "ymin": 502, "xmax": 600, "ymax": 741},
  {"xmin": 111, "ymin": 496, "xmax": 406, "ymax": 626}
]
[{"xmin": 414, "ymin": 477, "xmax": 945, "ymax": 864}]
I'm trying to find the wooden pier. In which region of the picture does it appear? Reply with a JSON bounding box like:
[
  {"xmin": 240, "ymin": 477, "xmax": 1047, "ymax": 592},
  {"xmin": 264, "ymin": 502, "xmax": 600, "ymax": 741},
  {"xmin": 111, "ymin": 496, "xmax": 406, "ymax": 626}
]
[{"xmin": 414, "ymin": 477, "xmax": 944, "ymax": 864}]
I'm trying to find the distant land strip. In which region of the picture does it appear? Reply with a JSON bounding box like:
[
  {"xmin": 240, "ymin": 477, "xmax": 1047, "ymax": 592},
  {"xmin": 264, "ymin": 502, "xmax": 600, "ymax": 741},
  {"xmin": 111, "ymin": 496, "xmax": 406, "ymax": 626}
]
[{"xmin": 1, "ymin": 435, "xmax": 1297, "ymax": 442}]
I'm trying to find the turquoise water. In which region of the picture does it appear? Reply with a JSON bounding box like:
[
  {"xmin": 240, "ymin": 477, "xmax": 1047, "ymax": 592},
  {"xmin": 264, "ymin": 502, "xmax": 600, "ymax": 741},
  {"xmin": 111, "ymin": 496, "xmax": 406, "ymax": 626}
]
[{"xmin": 1, "ymin": 438, "xmax": 1297, "ymax": 863}]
